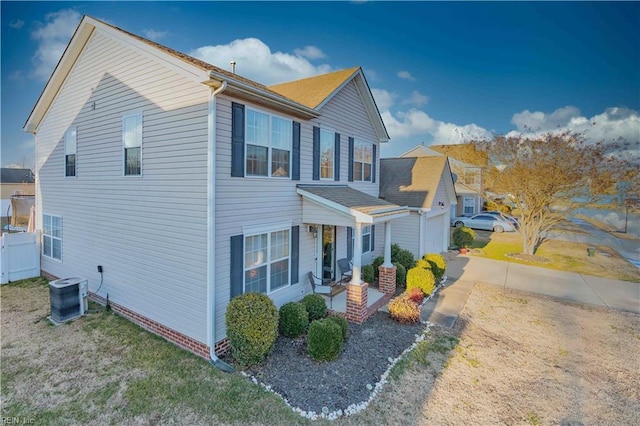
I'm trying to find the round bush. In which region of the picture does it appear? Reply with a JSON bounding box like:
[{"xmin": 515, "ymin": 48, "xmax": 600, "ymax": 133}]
[
  {"xmin": 406, "ymin": 266, "xmax": 436, "ymax": 296},
  {"xmin": 453, "ymin": 226, "xmax": 475, "ymax": 248},
  {"xmin": 301, "ymin": 294, "xmax": 327, "ymax": 321},
  {"xmin": 307, "ymin": 318, "xmax": 344, "ymax": 361},
  {"xmin": 415, "ymin": 259, "xmax": 431, "ymax": 270},
  {"xmin": 388, "ymin": 295, "xmax": 421, "ymax": 324},
  {"xmin": 393, "ymin": 262, "xmax": 407, "ymax": 288},
  {"xmin": 391, "ymin": 243, "xmax": 416, "ymax": 273},
  {"xmin": 326, "ymin": 315, "xmax": 349, "ymax": 340},
  {"xmin": 372, "ymin": 256, "xmax": 385, "ymax": 278},
  {"xmin": 362, "ymin": 264, "xmax": 375, "ymax": 284},
  {"xmin": 407, "ymin": 286, "xmax": 425, "ymax": 304},
  {"xmin": 225, "ymin": 293, "xmax": 279, "ymax": 367},
  {"xmin": 278, "ymin": 302, "xmax": 309, "ymax": 338},
  {"xmin": 423, "ymin": 253, "xmax": 447, "ymax": 282}
]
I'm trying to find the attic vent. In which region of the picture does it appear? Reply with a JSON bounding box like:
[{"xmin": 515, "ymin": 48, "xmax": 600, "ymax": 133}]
[{"xmin": 230, "ymin": 60, "xmax": 236, "ymax": 74}]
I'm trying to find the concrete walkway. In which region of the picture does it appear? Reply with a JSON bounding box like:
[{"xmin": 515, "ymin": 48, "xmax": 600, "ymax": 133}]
[{"xmin": 421, "ymin": 254, "xmax": 640, "ymax": 328}]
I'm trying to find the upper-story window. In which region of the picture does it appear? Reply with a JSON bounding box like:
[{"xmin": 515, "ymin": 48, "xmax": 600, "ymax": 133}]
[
  {"xmin": 64, "ymin": 127, "xmax": 77, "ymax": 177},
  {"xmin": 320, "ymin": 129, "xmax": 334, "ymax": 180},
  {"xmin": 246, "ymin": 108, "xmax": 292, "ymax": 178},
  {"xmin": 123, "ymin": 112, "xmax": 142, "ymax": 176},
  {"xmin": 354, "ymin": 140, "xmax": 372, "ymax": 181}
]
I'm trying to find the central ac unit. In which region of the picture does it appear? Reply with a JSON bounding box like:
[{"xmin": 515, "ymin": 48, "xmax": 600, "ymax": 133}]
[{"xmin": 49, "ymin": 277, "xmax": 88, "ymax": 323}]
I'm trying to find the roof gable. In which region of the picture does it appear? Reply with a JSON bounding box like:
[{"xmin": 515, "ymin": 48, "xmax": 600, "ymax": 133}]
[
  {"xmin": 1, "ymin": 168, "xmax": 35, "ymax": 184},
  {"xmin": 379, "ymin": 156, "xmax": 456, "ymax": 209},
  {"xmin": 269, "ymin": 67, "xmax": 389, "ymax": 142}
]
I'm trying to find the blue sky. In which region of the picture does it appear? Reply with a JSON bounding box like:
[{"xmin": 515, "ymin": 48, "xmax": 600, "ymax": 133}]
[{"xmin": 2, "ymin": 1, "xmax": 639, "ymax": 168}]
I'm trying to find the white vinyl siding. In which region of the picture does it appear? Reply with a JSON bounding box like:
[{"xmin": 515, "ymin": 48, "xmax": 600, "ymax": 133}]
[
  {"xmin": 245, "ymin": 108, "xmax": 292, "ymax": 178},
  {"xmin": 64, "ymin": 127, "xmax": 77, "ymax": 177},
  {"xmin": 43, "ymin": 214, "xmax": 62, "ymax": 261},
  {"xmin": 391, "ymin": 212, "xmax": 421, "ymax": 258},
  {"xmin": 123, "ymin": 112, "xmax": 142, "ymax": 176},
  {"xmin": 35, "ymin": 29, "xmax": 210, "ymax": 344}
]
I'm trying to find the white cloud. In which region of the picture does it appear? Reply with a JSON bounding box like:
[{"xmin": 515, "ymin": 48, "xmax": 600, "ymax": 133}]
[
  {"xmin": 402, "ymin": 90, "xmax": 429, "ymax": 107},
  {"xmin": 371, "ymin": 88, "xmax": 396, "ymax": 110},
  {"xmin": 8, "ymin": 71, "xmax": 24, "ymax": 81},
  {"xmin": 189, "ymin": 38, "xmax": 332, "ymax": 85},
  {"xmin": 10, "ymin": 19, "xmax": 25, "ymax": 29},
  {"xmin": 31, "ymin": 9, "xmax": 81, "ymax": 80},
  {"xmin": 142, "ymin": 29, "xmax": 168, "ymax": 41},
  {"xmin": 507, "ymin": 106, "xmax": 640, "ymax": 157},
  {"xmin": 397, "ymin": 70, "xmax": 416, "ymax": 81},
  {"xmin": 293, "ymin": 45, "xmax": 326, "ymax": 60}
]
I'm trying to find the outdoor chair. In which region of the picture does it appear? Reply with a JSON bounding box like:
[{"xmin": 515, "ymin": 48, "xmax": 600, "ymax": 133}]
[
  {"xmin": 308, "ymin": 272, "xmax": 345, "ymax": 309},
  {"xmin": 337, "ymin": 258, "xmax": 353, "ymax": 283}
]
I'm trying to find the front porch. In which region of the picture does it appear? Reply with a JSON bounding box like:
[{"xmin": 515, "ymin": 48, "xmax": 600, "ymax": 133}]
[{"xmin": 320, "ymin": 285, "xmax": 392, "ymax": 320}]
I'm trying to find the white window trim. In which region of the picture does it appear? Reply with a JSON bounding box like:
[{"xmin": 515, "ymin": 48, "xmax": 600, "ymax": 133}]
[
  {"xmin": 243, "ymin": 226, "xmax": 292, "ymax": 295},
  {"xmin": 122, "ymin": 111, "xmax": 143, "ymax": 177},
  {"xmin": 354, "ymin": 139, "xmax": 373, "ymax": 182},
  {"xmin": 351, "ymin": 225, "xmax": 372, "ymax": 255},
  {"xmin": 463, "ymin": 197, "xmax": 475, "ymax": 215},
  {"xmin": 64, "ymin": 127, "xmax": 77, "ymax": 178},
  {"xmin": 42, "ymin": 213, "xmax": 62, "ymax": 262},
  {"xmin": 319, "ymin": 128, "xmax": 335, "ymax": 181},
  {"xmin": 244, "ymin": 107, "xmax": 293, "ymax": 179}
]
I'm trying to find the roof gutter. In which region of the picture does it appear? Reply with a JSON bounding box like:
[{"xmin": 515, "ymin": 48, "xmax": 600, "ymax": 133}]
[
  {"xmin": 208, "ymin": 70, "xmax": 319, "ymax": 119},
  {"xmin": 207, "ymin": 81, "xmax": 234, "ymax": 373}
]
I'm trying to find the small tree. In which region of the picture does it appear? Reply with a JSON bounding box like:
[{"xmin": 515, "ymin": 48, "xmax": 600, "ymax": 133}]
[{"xmin": 476, "ymin": 132, "xmax": 633, "ymax": 255}]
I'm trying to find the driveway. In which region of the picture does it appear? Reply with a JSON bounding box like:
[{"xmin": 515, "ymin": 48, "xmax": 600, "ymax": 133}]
[{"xmin": 422, "ymin": 254, "xmax": 640, "ymax": 327}]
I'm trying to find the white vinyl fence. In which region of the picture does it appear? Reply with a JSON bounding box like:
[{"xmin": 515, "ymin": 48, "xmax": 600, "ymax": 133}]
[{"xmin": 0, "ymin": 232, "xmax": 40, "ymax": 284}]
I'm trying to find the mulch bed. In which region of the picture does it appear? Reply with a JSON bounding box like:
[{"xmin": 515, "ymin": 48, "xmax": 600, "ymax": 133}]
[{"xmin": 239, "ymin": 312, "xmax": 426, "ymax": 413}]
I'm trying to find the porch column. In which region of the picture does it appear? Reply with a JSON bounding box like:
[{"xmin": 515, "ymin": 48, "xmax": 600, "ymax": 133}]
[
  {"xmin": 347, "ymin": 222, "xmax": 368, "ymax": 323},
  {"xmin": 378, "ymin": 220, "xmax": 397, "ymax": 295}
]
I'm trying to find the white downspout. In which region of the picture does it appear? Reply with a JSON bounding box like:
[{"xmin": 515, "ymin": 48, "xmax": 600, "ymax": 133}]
[
  {"xmin": 207, "ymin": 81, "xmax": 233, "ymax": 372},
  {"xmin": 418, "ymin": 209, "xmax": 425, "ymax": 257}
]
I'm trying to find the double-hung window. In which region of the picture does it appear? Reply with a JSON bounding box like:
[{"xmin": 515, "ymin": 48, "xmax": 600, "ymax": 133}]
[
  {"xmin": 320, "ymin": 129, "xmax": 334, "ymax": 179},
  {"xmin": 354, "ymin": 140, "xmax": 372, "ymax": 181},
  {"xmin": 246, "ymin": 109, "xmax": 292, "ymax": 178},
  {"xmin": 351, "ymin": 225, "xmax": 373, "ymax": 255},
  {"xmin": 43, "ymin": 214, "xmax": 62, "ymax": 261},
  {"xmin": 463, "ymin": 197, "xmax": 475, "ymax": 215},
  {"xmin": 64, "ymin": 127, "xmax": 77, "ymax": 177},
  {"xmin": 244, "ymin": 229, "xmax": 290, "ymax": 294},
  {"xmin": 123, "ymin": 112, "xmax": 142, "ymax": 176}
]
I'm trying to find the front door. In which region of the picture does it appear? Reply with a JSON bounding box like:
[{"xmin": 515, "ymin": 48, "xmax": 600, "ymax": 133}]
[{"xmin": 322, "ymin": 225, "xmax": 336, "ymax": 280}]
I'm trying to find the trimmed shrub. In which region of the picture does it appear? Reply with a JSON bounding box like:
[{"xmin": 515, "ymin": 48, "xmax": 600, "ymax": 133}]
[
  {"xmin": 278, "ymin": 302, "xmax": 309, "ymax": 338},
  {"xmin": 391, "ymin": 243, "xmax": 415, "ymax": 273},
  {"xmin": 326, "ymin": 315, "xmax": 349, "ymax": 340},
  {"xmin": 407, "ymin": 286, "xmax": 425, "ymax": 304},
  {"xmin": 453, "ymin": 226, "xmax": 475, "ymax": 248},
  {"xmin": 372, "ymin": 256, "xmax": 385, "ymax": 278},
  {"xmin": 301, "ymin": 294, "xmax": 327, "ymax": 321},
  {"xmin": 225, "ymin": 293, "xmax": 279, "ymax": 367},
  {"xmin": 415, "ymin": 259, "xmax": 431, "ymax": 270},
  {"xmin": 307, "ymin": 318, "xmax": 344, "ymax": 361},
  {"xmin": 362, "ymin": 264, "xmax": 375, "ymax": 284},
  {"xmin": 406, "ymin": 266, "xmax": 436, "ymax": 296},
  {"xmin": 423, "ymin": 253, "xmax": 447, "ymax": 282},
  {"xmin": 394, "ymin": 262, "xmax": 407, "ymax": 288},
  {"xmin": 388, "ymin": 294, "xmax": 421, "ymax": 324}
]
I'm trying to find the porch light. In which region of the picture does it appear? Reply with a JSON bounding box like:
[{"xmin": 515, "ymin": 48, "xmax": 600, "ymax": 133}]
[{"xmin": 308, "ymin": 225, "xmax": 318, "ymax": 238}]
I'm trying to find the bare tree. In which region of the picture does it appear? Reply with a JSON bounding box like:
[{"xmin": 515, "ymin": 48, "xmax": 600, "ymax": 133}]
[{"xmin": 475, "ymin": 133, "xmax": 633, "ymax": 255}]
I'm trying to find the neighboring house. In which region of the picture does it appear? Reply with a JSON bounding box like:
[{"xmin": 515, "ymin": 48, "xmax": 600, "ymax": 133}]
[
  {"xmin": 24, "ymin": 16, "xmax": 408, "ymax": 361},
  {"xmin": 401, "ymin": 144, "xmax": 484, "ymax": 217},
  {"xmin": 1, "ymin": 168, "xmax": 35, "ymax": 227},
  {"xmin": 380, "ymin": 157, "xmax": 456, "ymax": 257}
]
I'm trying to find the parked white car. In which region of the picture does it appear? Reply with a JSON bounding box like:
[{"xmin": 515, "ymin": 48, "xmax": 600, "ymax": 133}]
[{"xmin": 450, "ymin": 213, "xmax": 516, "ymax": 233}]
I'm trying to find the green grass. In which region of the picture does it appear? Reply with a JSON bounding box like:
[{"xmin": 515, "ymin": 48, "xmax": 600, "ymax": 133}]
[{"xmin": 390, "ymin": 334, "xmax": 458, "ymax": 380}]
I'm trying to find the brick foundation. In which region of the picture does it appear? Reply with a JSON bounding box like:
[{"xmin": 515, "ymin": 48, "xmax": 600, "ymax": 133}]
[
  {"xmin": 346, "ymin": 281, "xmax": 369, "ymax": 324},
  {"xmin": 378, "ymin": 265, "xmax": 397, "ymax": 295}
]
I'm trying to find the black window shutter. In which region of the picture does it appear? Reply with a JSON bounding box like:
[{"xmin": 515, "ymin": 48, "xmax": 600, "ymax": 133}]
[
  {"xmin": 334, "ymin": 133, "xmax": 340, "ymax": 181},
  {"xmin": 347, "ymin": 227, "xmax": 353, "ymax": 260},
  {"xmin": 291, "ymin": 226, "xmax": 299, "ymax": 284},
  {"xmin": 231, "ymin": 102, "xmax": 245, "ymax": 177},
  {"xmin": 348, "ymin": 137, "xmax": 354, "ymax": 182},
  {"xmin": 230, "ymin": 235, "xmax": 244, "ymax": 298},
  {"xmin": 312, "ymin": 126, "xmax": 320, "ymax": 180},
  {"xmin": 372, "ymin": 144, "xmax": 377, "ymax": 183},
  {"xmin": 370, "ymin": 225, "xmax": 376, "ymax": 252},
  {"xmin": 292, "ymin": 122, "xmax": 301, "ymax": 180}
]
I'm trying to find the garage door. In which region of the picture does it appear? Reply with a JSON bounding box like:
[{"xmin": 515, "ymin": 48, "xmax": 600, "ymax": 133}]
[{"xmin": 424, "ymin": 213, "xmax": 446, "ymax": 254}]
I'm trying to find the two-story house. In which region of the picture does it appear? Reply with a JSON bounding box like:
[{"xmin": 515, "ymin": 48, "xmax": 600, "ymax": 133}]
[{"xmin": 24, "ymin": 16, "xmax": 408, "ymax": 363}]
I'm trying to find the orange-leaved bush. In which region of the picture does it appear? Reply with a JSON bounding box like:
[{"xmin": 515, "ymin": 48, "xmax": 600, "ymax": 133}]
[
  {"xmin": 407, "ymin": 286, "xmax": 425, "ymax": 304},
  {"xmin": 388, "ymin": 294, "xmax": 421, "ymax": 324}
]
